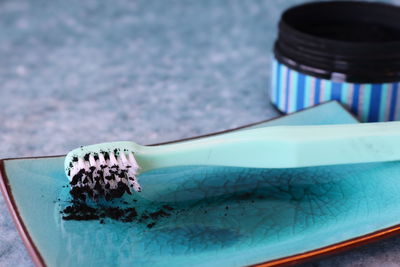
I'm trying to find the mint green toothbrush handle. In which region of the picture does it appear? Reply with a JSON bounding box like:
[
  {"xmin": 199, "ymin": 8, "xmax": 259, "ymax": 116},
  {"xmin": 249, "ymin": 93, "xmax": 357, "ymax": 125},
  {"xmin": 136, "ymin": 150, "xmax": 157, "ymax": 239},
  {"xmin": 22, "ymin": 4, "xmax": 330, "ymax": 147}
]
[{"xmin": 136, "ymin": 122, "xmax": 400, "ymax": 171}]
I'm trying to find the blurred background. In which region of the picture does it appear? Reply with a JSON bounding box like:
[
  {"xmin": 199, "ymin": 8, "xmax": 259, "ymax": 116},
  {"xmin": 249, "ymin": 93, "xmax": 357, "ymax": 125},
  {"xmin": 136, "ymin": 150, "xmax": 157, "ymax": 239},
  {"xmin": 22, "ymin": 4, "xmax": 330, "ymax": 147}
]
[
  {"xmin": 1, "ymin": 0, "xmax": 400, "ymax": 266},
  {"xmin": 1, "ymin": 0, "xmax": 285, "ymax": 158}
]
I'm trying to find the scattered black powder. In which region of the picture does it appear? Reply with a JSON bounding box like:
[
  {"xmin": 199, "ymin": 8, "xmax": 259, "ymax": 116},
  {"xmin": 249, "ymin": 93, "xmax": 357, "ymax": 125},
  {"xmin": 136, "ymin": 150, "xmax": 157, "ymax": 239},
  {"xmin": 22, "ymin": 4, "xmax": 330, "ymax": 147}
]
[
  {"xmin": 162, "ymin": 205, "xmax": 174, "ymax": 211},
  {"xmin": 62, "ymin": 203, "xmax": 100, "ymax": 221},
  {"xmin": 61, "ymin": 201, "xmax": 140, "ymax": 222},
  {"xmin": 60, "ymin": 198, "xmax": 175, "ymax": 228},
  {"xmin": 61, "ymin": 181, "xmax": 269, "ymax": 228},
  {"xmin": 140, "ymin": 214, "xmax": 149, "ymax": 220},
  {"xmin": 149, "ymin": 210, "xmax": 169, "ymax": 220},
  {"xmin": 121, "ymin": 208, "xmax": 138, "ymax": 222},
  {"xmin": 147, "ymin": 222, "xmax": 156, "ymax": 229},
  {"xmin": 237, "ymin": 192, "xmax": 252, "ymax": 200}
]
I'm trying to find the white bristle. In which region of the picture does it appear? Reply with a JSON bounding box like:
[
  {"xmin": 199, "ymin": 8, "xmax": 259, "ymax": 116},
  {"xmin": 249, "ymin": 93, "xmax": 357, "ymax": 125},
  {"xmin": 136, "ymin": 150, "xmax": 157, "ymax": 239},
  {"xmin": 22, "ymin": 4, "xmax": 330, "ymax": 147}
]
[
  {"xmin": 103, "ymin": 160, "xmax": 111, "ymax": 176},
  {"xmin": 119, "ymin": 152, "xmax": 129, "ymax": 166},
  {"xmin": 108, "ymin": 177, "xmax": 118, "ymax": 189},
  {"xmin": 84, "ymin": 160, "xmax": 90, "ymax": 171},
  {"xmin": 128, "ymin": 152, "xmax": 139, "ymax": 169},
  {"xmin": 109, "ymin": 152, "xmax": 118, "ymax": 166},
  {"xmin": 69, "ymin": 162, "xmax": 79, "ymax": 179},
  {"xmin": 89, "ymin": 154, "xmax": 96, "ymax": 167},
  {"xmin": 127, "ymin": 167, "xmax": 136, "ymax": 178},
  {"xmin": 133, "ymin": 183, "xmax": 141, "ymax": 192},
  {"xmin": 98, "ymin": 153, "xmax": 106, "ymax": 165},
  {"xmin": 127, "ymin": 167, "xmax": 141, "ymax": 192},
  {"xmin": 78, "ymin": 157, "xmax": 85, "ymax": 169},
  {"xmin": 117, "ymin": 156, "xmax": 125, "ymax": 168}
]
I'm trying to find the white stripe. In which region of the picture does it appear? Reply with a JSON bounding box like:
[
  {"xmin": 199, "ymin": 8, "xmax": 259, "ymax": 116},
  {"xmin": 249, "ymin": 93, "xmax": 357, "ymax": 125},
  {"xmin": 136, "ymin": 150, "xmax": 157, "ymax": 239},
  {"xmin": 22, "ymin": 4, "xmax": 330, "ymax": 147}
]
[
  {"xmin": 319, "ymin": 79, "xmax": 325, "ymax": 104},
  {"xmin": 279, "ymin": 65, "xmax": 288, "ymax": 110},
  {"xmin": 395, "ymin": 84, "xmax": 400, "ymax": 120},
  {"xmin": 288, "ymin": 70, "xmax": 296, "ymax": 113},
  {"xmin": 385, "ymin": 83, "xmax": 393, "ymax": 121},
  {"xmin": 357, "ymin": 84, "xmax": 365, "ymax": 120},
  {"xmin": 308, "ymin": 77, "xmax": 315, "ymax": 107},
  {"xmin": 347, "ymin": 83, "xmax": 354, "ymax": 110}
]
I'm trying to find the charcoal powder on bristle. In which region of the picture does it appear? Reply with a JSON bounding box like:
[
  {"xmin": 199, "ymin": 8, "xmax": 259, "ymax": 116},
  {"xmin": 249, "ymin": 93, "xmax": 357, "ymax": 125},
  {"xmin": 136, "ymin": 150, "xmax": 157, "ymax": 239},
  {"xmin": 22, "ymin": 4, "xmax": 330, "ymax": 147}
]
[
  {"xmin": 70, "ymin": 186, "xmax": 86, "ymax": 201},
  {"xmin": 109, "ymin": 187, "xmax": 125, "ymax": 198},
  {"xmin": 67, "ymin": 148, "xmax": 141, "ymax": 201},
  {"xmin": 70, "ymin": 169, "xmax": 84, "ymax": 186},
  {"xmin": 120, "ymin": 182, "xmax": 131, "ymax": 194}
]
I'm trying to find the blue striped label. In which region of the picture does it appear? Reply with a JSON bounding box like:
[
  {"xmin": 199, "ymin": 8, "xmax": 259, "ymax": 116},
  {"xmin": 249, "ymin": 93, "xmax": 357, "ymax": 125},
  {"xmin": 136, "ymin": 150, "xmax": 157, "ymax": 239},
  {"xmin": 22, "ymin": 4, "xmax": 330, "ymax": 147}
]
[{"xmin": 270, "ymin": 59, "xmax": 400, "ymax": 122}]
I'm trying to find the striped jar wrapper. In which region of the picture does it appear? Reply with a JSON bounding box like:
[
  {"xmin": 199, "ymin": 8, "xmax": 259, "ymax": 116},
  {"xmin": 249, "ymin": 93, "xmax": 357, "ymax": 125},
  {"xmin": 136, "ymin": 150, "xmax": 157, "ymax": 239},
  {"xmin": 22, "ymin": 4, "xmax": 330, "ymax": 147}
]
[{"xmin": 271, "ymin": 59, "xmax": 400, "ymax": 122}]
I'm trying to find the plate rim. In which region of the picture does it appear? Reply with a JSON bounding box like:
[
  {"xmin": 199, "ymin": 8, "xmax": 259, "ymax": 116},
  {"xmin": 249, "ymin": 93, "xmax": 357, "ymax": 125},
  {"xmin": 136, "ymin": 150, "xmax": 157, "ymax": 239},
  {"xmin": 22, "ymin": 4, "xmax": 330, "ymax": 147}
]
[
  {"xmin": 0, "ymin": 159, "xmax": 47, "ymax": 267},
  {"xmin": 3, "ymin": 101, "xmax": 391, "ymax": 267}
]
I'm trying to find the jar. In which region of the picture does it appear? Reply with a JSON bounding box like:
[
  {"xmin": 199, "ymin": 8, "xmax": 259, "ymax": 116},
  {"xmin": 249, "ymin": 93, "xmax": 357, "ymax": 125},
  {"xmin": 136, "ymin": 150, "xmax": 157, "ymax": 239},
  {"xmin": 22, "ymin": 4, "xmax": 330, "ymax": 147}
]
[{"xmin": 271, "ymin": 1, "xmax": 400, "ymax": 122}]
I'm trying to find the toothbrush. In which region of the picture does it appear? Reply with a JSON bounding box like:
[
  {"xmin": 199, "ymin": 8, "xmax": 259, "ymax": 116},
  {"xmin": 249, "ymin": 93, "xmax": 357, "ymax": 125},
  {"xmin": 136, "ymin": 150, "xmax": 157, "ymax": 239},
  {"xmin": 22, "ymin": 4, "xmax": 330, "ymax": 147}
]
[{"xmin": 65, "ymin": 121, "xmax": 400, "ymax": 200}]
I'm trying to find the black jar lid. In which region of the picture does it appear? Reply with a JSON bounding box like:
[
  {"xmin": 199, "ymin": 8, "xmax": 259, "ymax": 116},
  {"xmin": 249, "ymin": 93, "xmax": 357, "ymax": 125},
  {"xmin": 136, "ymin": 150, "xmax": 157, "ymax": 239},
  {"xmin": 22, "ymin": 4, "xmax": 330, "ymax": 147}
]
[{"xmin": 274, "ymin": 1, "xmax": 400, "ymax": 83}]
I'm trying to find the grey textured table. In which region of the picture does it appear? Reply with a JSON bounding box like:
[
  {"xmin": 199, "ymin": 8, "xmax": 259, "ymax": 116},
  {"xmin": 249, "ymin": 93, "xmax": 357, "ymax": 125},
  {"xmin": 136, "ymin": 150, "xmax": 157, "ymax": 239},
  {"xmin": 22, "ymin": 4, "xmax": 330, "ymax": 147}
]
[{"xmin": 1, "ymin": 0, "xmax": 400, "ymax": 266}]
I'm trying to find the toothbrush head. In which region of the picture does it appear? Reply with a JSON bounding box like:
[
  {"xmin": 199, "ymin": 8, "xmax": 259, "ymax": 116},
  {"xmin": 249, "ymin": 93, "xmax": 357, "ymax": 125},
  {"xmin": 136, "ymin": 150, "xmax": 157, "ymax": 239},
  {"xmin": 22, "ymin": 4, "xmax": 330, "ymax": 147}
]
[{"xmin": 64, "ymin": 142, "xmax": 142, "ymax": 201}]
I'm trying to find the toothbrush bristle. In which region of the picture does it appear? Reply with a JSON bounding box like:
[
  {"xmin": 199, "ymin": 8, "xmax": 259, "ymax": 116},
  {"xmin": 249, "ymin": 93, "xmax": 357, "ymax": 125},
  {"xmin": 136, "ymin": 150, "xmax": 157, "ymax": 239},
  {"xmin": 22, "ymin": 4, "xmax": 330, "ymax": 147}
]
[{"xmin": 67, "ymin": 150, "xmax": 141, "ymax": 201}]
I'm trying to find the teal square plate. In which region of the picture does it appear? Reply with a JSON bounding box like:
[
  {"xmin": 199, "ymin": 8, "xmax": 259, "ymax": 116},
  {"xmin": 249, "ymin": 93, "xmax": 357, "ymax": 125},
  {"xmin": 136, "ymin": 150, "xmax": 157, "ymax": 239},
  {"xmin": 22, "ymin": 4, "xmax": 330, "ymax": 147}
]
[{"xmin": 2, "ymin": 102, "xmax": 400, "ymax": 267}]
